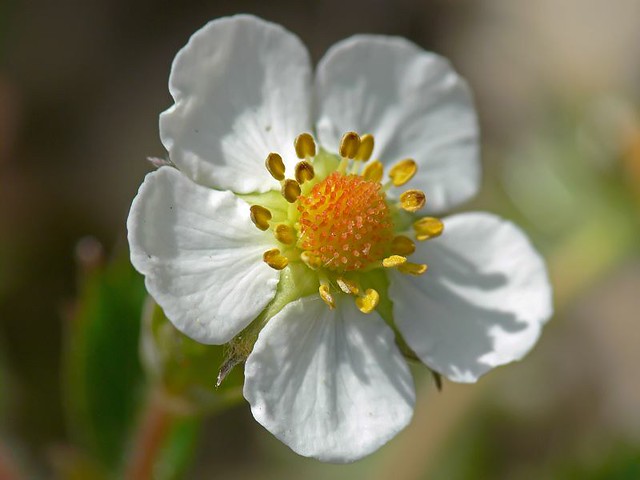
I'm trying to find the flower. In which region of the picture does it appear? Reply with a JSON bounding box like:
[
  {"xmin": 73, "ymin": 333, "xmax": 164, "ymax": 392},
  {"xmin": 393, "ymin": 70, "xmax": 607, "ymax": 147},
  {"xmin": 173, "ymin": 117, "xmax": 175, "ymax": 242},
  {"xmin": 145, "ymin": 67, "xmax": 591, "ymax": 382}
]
[{"xmin": 127, "ymin": 14, "xmax": 553, "ymax": 463}]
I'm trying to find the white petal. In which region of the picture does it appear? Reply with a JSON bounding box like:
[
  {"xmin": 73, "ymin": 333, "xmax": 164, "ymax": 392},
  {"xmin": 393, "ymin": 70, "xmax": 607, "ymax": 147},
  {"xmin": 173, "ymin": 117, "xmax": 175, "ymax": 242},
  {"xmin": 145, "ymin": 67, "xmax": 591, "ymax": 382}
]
[
  {"xmin": 244, "ymin": 295, "xmax": 415, "ymax": 463},
  {"xmin": 389, "ymin": 213, "xmax": 552, "ymax": 383},
  {"xmin": 127, "ymin": 167, "xmax": 279, "ymax": 344},
  {"xmin": 315, "ymin": 35, "xmax": 480, "ymax": 212},
  {"xmin": 160, "ymin": 15, "xmax": 312, "ymax": 193}
]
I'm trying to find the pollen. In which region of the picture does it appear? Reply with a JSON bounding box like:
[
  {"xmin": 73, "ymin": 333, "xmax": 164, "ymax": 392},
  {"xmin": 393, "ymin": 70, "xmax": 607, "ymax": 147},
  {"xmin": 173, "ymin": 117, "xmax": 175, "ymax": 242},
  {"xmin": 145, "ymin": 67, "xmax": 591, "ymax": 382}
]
[
  {"xmin": 294, "ymin": 133, "xmax": 317, "ymax": 159},
  {"xmin": 355, "ymin": 288, "xmax": 380, "ymax": 314},
  {"xmin": 399, "ymin": 189, "xmax": 426, "ymax": 212},
  {"xmin": 388, "ymin": 159, "xmax": 417, "ymax": 186},
  {"xmin": 295, "ymin": 161, "xmax": 315, "ymax": 184},
  {"xmin": 297, "ymin": 172, "xmax": 393, "ymax": 272},
  {"xmin": 263, "ymin": 248, "xmax": 289, "ymax": 270},
  {"xmin": 355, "ymin": 133, "xmax": 374, "ymax": 161},
  {"xmin": 414, "ymin": 217, "xmax": 444, "ymax": 240}
]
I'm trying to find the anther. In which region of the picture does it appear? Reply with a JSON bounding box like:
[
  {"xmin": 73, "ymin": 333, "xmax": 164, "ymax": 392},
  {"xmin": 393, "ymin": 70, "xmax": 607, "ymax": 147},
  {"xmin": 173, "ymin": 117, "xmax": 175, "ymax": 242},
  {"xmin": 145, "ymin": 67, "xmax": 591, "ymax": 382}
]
[
  {"xmin": 355, "ymin": 133, "xmax": 374, "ymax": 161},
  {"xmin": 281, "ymin": 179, "xmax": 301, "ymax": 203},
  {"xmin": 265, "ymin": 153, "xmax": 286, "ymax": 181},
  {"xmin": 294, "ymin": 161, "xmax": 315, "ymax": 184},
  {"xmin": 263, "ymin": 248, "xmax": 289, "ymax": 270},
  {"xmin": 399, "ymin": 189, "xmax": 426, "ymax": 212},
  {"xmin": 362, "ymin": 160, "xmax": 384, "ymax": 183},
  {"xmin": 337, "ymin": 277, "xmax": 359, "ymax": 295},
  {"xmin": 339, "ymin": 131, "xmax": 361, "ymax": 159},
  {"xmin": 356, "ymin": 288, "xmax": 379, "ymax": 314},
  {"xmin": 398, "ymin": 262, "xmax": 428, "ymax": 276},
  {"xmin": 274, "ymin": 224, "xmax": 296, "ymax": 245},
  {"xmin": 301, "ymin": 251, "xmax": 322, "ymax": 270},
  {"xmin": 413, "ymin": 217, "xmax": 444, "ymax": 241},
  {"xmin": 391, "ymin": 235, "xmax": 416, "ymax": 256},
  {"xmin": 319, "ymin": 284, "xmax": 335, "ymax": 309},
  {"xmin": 388, "ymin": 159, "xmax": 417, "ymax": 187},
  {"xmin": 294, "ymin": 133, "xmax": 316, "ymax": 159},
  {"xmin": 249, "ymin": 205, "xmax": 272, "ymax": 231},
  {"xmin": 382, "ymin": 255, "xmax": 407, "ymax": 268}
]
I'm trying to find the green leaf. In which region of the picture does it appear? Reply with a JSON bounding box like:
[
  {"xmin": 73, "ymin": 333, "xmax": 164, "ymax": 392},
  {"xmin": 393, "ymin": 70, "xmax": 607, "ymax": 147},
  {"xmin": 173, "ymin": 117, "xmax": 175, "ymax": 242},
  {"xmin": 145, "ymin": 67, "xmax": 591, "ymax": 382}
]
[{"xmin": 64, "ymin": 250, "xmax": 147, "ymax": 470}]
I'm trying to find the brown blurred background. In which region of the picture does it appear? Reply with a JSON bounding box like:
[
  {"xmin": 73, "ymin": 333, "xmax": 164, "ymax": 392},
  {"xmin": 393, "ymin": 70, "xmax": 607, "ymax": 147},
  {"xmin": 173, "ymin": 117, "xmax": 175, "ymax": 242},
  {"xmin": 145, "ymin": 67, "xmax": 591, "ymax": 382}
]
[{"xmin": 1, "ymin": 0, "xmax": 639, "ymax": 478}]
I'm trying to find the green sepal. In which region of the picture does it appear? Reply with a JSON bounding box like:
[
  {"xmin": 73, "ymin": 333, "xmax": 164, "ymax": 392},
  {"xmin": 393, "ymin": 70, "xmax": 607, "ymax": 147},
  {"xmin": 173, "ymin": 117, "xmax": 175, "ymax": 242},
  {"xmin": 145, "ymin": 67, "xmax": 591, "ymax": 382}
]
[
  {"xmin": 360, "ymin": 268, "xmax": 424, "ymax": 364},
  {"xmin": 140, "ymin": 301, "xmax": 244, "ymax": 415}
]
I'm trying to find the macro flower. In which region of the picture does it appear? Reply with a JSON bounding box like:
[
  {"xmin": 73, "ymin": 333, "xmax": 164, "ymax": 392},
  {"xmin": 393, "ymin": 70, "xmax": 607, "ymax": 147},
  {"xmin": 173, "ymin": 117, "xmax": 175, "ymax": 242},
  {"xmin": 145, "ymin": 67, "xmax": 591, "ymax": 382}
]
[{"xmin": 127, "ymin": 14, "xmax": 553, "ymax": 463}]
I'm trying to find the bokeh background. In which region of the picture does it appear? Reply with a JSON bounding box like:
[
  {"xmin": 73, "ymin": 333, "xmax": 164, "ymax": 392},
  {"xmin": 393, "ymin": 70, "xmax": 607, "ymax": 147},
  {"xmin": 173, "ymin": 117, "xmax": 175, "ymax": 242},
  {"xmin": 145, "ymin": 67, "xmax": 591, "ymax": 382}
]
[{"xmin": 1, "ymin": 0, "xmax": 639, "ymax": 478}]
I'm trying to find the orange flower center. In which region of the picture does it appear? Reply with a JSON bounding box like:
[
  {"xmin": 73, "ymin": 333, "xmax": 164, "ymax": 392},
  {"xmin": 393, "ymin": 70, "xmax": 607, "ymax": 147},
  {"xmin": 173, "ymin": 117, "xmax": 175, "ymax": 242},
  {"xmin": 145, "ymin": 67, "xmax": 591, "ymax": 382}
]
[{"xmin": 297, "ymin": 172, "xmax": 393, "ymax": 271}]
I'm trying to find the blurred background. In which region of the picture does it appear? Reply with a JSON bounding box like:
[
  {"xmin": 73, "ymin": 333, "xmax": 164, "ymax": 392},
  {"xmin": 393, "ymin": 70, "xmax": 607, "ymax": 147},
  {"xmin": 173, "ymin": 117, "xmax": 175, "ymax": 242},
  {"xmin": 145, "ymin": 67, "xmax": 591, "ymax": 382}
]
[{"xmin": 1, "ymin": 0, "xmax": 639, "ymax": 478}]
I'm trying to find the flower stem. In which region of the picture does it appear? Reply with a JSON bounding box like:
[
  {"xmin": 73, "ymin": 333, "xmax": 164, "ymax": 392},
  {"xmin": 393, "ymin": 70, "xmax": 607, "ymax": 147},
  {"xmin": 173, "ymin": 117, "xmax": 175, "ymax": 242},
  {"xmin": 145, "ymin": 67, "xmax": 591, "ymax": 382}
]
[
  {"xmin": 124, "ymin": 389, "xmax": 176, "ymax": 480},
  {"xmin": 0, "ymin": 441, "xmax": 24, "ymax": 480}
]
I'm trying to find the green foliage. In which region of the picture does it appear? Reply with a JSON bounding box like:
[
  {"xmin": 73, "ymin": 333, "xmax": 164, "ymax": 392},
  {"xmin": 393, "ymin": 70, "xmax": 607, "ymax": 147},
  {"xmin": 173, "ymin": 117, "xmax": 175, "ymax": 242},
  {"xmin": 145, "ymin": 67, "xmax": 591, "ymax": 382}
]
[
  {"xmin": 64, "ymin": 251, "xmax": 147, "ymax": 471},
  {"xmin": 142, "ymin": 302, "xmax": 244, "ymax": 414}
]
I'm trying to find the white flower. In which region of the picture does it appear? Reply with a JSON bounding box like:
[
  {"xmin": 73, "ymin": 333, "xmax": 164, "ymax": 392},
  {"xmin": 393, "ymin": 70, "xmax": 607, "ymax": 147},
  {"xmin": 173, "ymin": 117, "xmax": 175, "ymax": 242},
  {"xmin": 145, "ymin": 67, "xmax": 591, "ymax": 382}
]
[{"xmin": 127, "ymin": 15, "xmax": 553, "ymax": 463}]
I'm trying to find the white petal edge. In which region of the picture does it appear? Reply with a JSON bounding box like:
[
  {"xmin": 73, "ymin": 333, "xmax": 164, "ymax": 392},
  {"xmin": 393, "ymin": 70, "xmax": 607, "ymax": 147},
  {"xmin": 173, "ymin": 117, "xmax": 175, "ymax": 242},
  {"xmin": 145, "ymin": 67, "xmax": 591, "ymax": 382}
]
[
  {"xmin": 160, "ymin": 15, "xmax": 313, "ymax": 193},
  {"xmin": 389, "ymin": 212, "xmax": 553, "ymax": 383},
  {"xmin": 127, "ymin": 167, "xmax": 279, "ymax": 344},
  {"xmin": 315, "ymin": 35, "xmax": 480, "ymax": 213},
  {"xmin": 244, "ymin": 295, "xmax": 415, "ymax": 463}
]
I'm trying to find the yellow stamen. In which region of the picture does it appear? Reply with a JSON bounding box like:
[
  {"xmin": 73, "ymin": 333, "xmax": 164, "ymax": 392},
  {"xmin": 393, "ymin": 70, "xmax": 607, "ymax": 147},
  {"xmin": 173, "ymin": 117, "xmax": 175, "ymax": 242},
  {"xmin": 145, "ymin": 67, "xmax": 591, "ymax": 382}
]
[
  {"xmin": 274, "ymin": 224, "xmax": 296, "ymax": 245},
  {"xmin": 382, "ymin": 255, "xmax": 407, "ymax": 268},
  {"xmin": 356, "ymin": 288, "xmax": 379, "ymax": 314},
  {"xmin": 391, "ymin": 235, "xmax": 416, "ymax": 256},
  {"xmin": 265, "ymin": 153, "xmax": 285, "ymax": 181},
  {"xmin": 249, "ymin": 205, "xmax": 272, "ymax": 231},
  {"xmin": 263, "ymin": 248, "xmax": 288, "ymax": 270},
  {"xmin": 388, "ymin": 159, "xmax": 417, "ymax": 186},
  {"xmin": 413, "ymin": 217, "xmax": 444, "ymax": 240},
  {"xmin": 362, "ymin": 160, "xmax": 384, "ymax": 183},
  {"xmin": 294, "ymin": 133, "xmax": 316, "ymax": 159},
  {"xmin": 281, "ymin": 179, "xmax": 301, "ymax": 203},
  {"xmin": 355, "ymin": 133, "xmax": 374, "ymax": 161},
  {"xmin": 300, "ymin": 251, "xmax": 322, "ymax": 270},
  {"xmin": 319, "ymin": 284, "xmax": 335, "ymax": 309},
  {"xmin": 339, "ymin": 131, "xmax": 361, "ymax": 159},
  {"xmin": 337, "ymin": 277, "xmax": 360, "ymax": 295},
  {"xmin": 294, "ymin": 161, "xmax": 315, "ymax": 184},
  {"xmin": 398, "ymin": 262, "xmax": 428, "ymax": 276},
  {"xmin": 399, "ymin": 189, "xmax": 426, "ymax": 212}
]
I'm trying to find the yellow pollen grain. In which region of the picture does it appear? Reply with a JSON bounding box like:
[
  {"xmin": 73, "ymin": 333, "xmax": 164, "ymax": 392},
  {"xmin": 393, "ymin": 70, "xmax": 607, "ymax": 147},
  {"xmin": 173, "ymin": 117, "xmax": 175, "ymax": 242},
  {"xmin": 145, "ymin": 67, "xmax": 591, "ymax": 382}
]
[
  {"xmin": 388, "ymin": 159, "xmax": 417, "ymax": 186},
  {"xmin": 356, "ymin": 288, "xmax": 379, "ymax": 314},
  {"xmin": 355, "ymin": 133, "xmax": 374, "ymax": 161},
  {"xmin": 391, "ymin": 235, "xmax": 416, "ymax": 256},
  {"xmin": 337, "ymin": 277, "xmax": 359, "ymax": 295},
  {"xmin": 339, "ymin": 131, "xmax": 361, "ymax": 159},
  {"xmin": 414, "ymin": 217, "xmax": 444, "ymax": 240},
  {"xmin": 319, "ymin": 284, "xmax": 335, "ymax": 309},
  {"xmin": 263, "ymin": 248, "xmax": 288, "ymax": 270},
  {"xmin": 362, "ymin": 160, "xmax": 384, "ymax": 183},
  {"xmin": 295, "ymin": 161, "xmax": 315, "ymax": 184},
  {"xmin": 249, "ymin": 205, "xmax": 272, "ymax": 231},
  {"xmin": 274, "ymin": 223, "xmax": 296, "ymax": 245},
  {"xmin": 294, "ymin": 133, "xmax": 316, "ymax": 159},
  {"xmin": 265, "ymin": 152, "xmax": 285, "ymax": 181},
  {"xmin": 382, "ymin": 255, "xmax": 407, "ymax": 268},
  {"xmin": 281, "ymin": 179, "xmax": 301, "ymax": 203},
  {"xmin": 398, "ymin": 262, "xmax": 428, "ymax": 276},
  {"xmin": 400, "ymin": 189, "xmax": 426, "ymax": 212}
]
